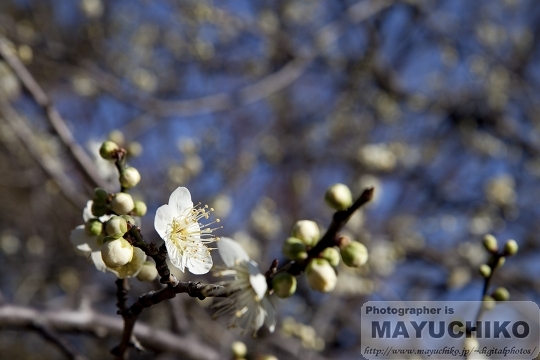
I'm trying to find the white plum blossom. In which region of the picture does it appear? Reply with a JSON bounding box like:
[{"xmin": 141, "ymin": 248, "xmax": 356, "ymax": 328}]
[
  {"xmin": 154, "ymin": 187, "xmax": 219, "ymax": 274},
  {"xmin": 212, "ymin": 237, "xmax": 275, "ymax": 336}
]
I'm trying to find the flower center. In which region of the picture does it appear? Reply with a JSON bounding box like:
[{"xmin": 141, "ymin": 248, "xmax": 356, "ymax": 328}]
[{"xmin": 166, "ymin": 205, "xmax": 221, "ymax": 252}]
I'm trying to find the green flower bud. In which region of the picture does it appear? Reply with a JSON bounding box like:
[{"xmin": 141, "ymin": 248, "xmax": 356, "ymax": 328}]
[
  {"xmin": 478, "ymin": 264, "xmax": 491, "ymax": 278},
  {"xmin": 91, "ymin": 202, "xmax": 108, "ymax": 217},
  {"xmin": 305, "ymin": 258, "xmax": 337, "ymax": 292},
  {"xmin": 503, "ymin": 239, "xmax": 518, "ymax": 256},
  {"xmin": 136, "ymin": 261, "xmax": 158, "ymax": 282},
  {"xmin": 119, "ymin": 167, "xmax": 141, "ymax": 189},
  {"xmin": 99, "ymin": 140, "xmax": 119, "ymax": 160},
  {"xmin": 340, "ymin": 241, "xmax": 368, "ymax": 268},
  {"xmin": 101, "ymin": 238, "xmax": 133, "ymax": 268},
  {"xmin": 133, "ymin": 201, "xmax": 147, "ymax": 217},
  {"xmin": 282, "ymin": 237, "xmax": 307, "ymax": 261},
  {"xmin": 482, "ymin": 234, "xmax": 498, "ymax": 253},
  {"xmin": 321, "ymin": 247, "xmax": 340, "ymax": 267},
  {"xmin": 92, "ymin": 187, "xmax": 108, "ymax": 205},
  {"xmin": 291, "ymin": 220, "xmax": 320, "ymax": 247},
  {"xmin": 120, "ymin": 215, "xmax": 136, "ymax": 225},
  {"xmin": 272, "ymin": 272, "xmax": 297, "ymax": 298},
  {"xmin": 482, "ymin": 295, "xmax": 496, "ymax": 310},
  {"xmin": 324, "ymin": 183, "xmax": 353, "ymax": 211},
  {"xmin": 85, "ymin": 218, "xmax": 103, "ymax": 236},
  {"xmin": 496, "ymin": 256, "xmax": 505, "ymax": 268},
  {"xmin": 127, "ymin": 142, "xmax": 143, "ymax": 157},
  {"xmin": 110, "ymin": 192, "xmax": 134, "ymax": 215},
  {"xmin": 106, "ymin": 216, "xmax": 128, "ymax": 238},
  {"xmin": 231, "ymin": 341, "xmax": 247, "ymax": 359},
  {"xmin": 492, "ymin": 287, "xmax": 510, "ymax": 302}
]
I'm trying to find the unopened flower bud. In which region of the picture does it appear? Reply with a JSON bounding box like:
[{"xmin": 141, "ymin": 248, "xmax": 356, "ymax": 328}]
[
  {"xmin": 340, "ymin": 241, "xmax": 368, "ymax": 268},
  {"xmin": 111, "ymin": 192, "xmax": 134, "ymax": 215},
  {"xmin": 136, "ymin": 261, "xmax": 158, "ymax": 282},
  {"xmin": 231, "ymin": 341, "xmax": 247, "ymax": 359},
  {"xmin": 127, "ymin": 142, "xmax": 143, "ymax": 157},
  {"xmin": 321, "ymin": 247, "xmax": 340, "ymax": 267},
  {"xmin": 272, "ymin": 272, "xmax": 297, "ymax": 298},
  {"xmin": 482, "ymin": 234, "xmax": 498, "ymax": 253},
  {"xmin": 492, "ymin": 287, "xmax": 510, "ymax": 302},
  {"xmin": 119, "ymin": 167, "xmax": 141, "ymax": 189},
  {"xmin": 324, "ymin": 183, "xmax": 353, "ymax": 211},
  {"xmin": 108, "ymin": 129, "xmax": 124, "ymax": 145},
  {"xmin": 282, "ymin": 237, "xmax": 307, "ymax": 260},
  {"xmin": 99, "ymin": 140, "xmax": 119, "ymax": 160},
  {"xmin": 305, "ymin": 258, "xmax": 337, "ymax": 292},
  {"xmin": 291, "ymin": 220, "xmax": 320, "ymax": 247},
  {"xmin": 85, "ymin": 218, "xmax": 103, "ymax": 236},
  {"xmin": 496, "ymin": 256, "xmax": 505, "ymax": 268},
  {"xmin": 92, "ymin": 187, "xmax": 108, "ymax": 205},
  {"xmin": 106, "ymin": 216, "xmax": 128, "ymax": 238},
  {"xmin": 133, "ymin": 201, "xmax": 147, "ymax": 217},
  {"xmin": 482, "ymin": 295, "xmax": 496, "ymax": 310},
  {"xmin": 101, "ymin": 238, "xmax": 133, "ymax": 268},
  {"xmin": 503, "ymin": 239, "xmax": 518, "ymax": 256},
  {"xmin": 91, "ymin": 202, "xmax": 108, "ymax": 217},
  {"xmin": 478, "ymin": 264, "xmax": 491, "ymax": 278}
]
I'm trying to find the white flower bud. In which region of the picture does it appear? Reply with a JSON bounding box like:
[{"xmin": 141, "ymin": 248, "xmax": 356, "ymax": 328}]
[
  {"xmin": 99, "ymin": 140, "xmax": 119, "ymax": 160},
  {"xmin": 111, "ymin": 192, "xmax": 134, "ymax": 215},
  {"xmin": 321, "ymin": 247, "xmax": 340, "ymax": 267},
  {"xmin": 120, "ymin": 167, "xmax": 141, "ymax": 189},
  {"xmin": 282, "ymin": 237, "xmax": 307, "ymax": 260},
  {"xmin": 324, "ymin": 183, "xmax": 353, "ymax": 210},
  {"xmin": 133, "ymin": 201, "xmax": 147, "ymax": 217},
  {"xmin": 105, "ymin": 216, "xmax": 128, "ymax": 238},
  {"xmin": 231, "ymin": 341, "xmax": 247, "ymax": 358},
  {"xmin": 340, "ymin": 241, "xmax": 368, "ymax": 268},
  {"xmin": 272, "ymin": 272, "xmax": 297, "ymax": 298},
  {"xmin": 291, "ymin": 220, "xmax": 320, "ymax": 247},
  {"xmin": 136, "ymin": 261, "xmax": 158, "ymax": 282},
  {"xmin": 101, "ymin": 238, "xmax": 133, "ymax": 268},
  {"xmin": 305, "ymin": 258, "xmax": 337, "ymax": 292}
]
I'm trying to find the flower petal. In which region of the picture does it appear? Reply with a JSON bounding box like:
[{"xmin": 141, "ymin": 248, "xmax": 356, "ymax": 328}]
[
  {"xmin": 83, "ymin": 201, "xmax": 94, "ymax": 222},
  {"xmin": 168, "ymin": 187, "xmax": 193, "ymax": 216},
  {"xmin": 247, "ymin": 260, "xmax": 267, "ymax": 300},
  {"xmin": 90, "ymin": 251, "xmax": 108, "ymax": 273},
  {"xmin": 187, "ymin": 247, "xmax": 213, "ymax": 274},
  {"xmin": 154, "ymin": 204, "xmax": 172, "ymax": 239},
  {"xmin": 165, "ymin": 239, "xmax": 185, "ymax": 272},
  {"xmin": 218, "ymin": 237, "xmax": 250, "ymax": 267},
  {"xmin": 70, "ymin": 225, "xmax": 99, "ymax": 254},
  {"xmin": 262, "ymin": 297, "xmax": 276, "ymax": 333}
]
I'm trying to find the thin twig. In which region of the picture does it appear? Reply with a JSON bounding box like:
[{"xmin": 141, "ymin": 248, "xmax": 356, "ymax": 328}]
[{"xmin": 0, "ymin": 36, "xmax": 109, "ymax": 190}]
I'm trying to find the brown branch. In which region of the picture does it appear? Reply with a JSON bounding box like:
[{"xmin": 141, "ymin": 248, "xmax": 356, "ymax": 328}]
[
  {"xmin": 30, "ymin": 320, "xmax": 87, "ymax": 360},
  {"xmin": 0, "ymin": 304, "xmax": 219, "ymax": 360},
  {"xmin": 0, "ymin": 36, "xmax": 109, "ymax": 191}
]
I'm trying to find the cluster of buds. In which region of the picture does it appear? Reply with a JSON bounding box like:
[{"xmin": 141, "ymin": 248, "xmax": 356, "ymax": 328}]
[
  {"xmin": 70, "ymin": 139, "xmax": 157, "ymax": 281},
  {"xmin": 276, "ymin": 183, "xmax": 369, "ymax": 296},
  {"xmin": 478, "ymin": 234, "xmax": 518, "ymax": 306}
]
